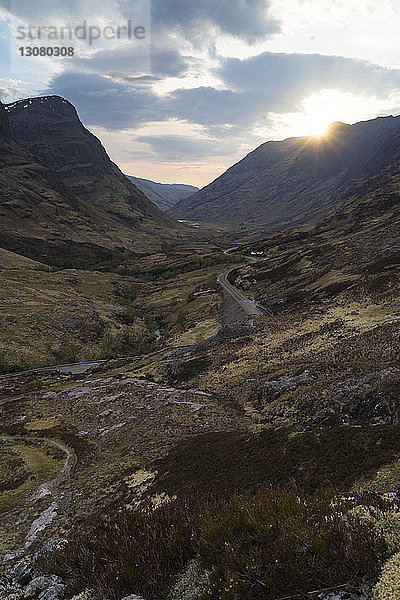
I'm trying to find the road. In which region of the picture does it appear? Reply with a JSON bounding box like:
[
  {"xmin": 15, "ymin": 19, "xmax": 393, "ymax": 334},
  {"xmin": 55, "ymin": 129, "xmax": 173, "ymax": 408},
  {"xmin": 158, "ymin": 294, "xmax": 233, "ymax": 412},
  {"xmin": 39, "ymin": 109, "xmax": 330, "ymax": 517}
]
[
  {"xmin": 0, "ymin": 255, "xmax": 268, "ymax": 380},
  {"xmin": 218, "ymin": 257, "xmax": 267, "ymax": 316}
]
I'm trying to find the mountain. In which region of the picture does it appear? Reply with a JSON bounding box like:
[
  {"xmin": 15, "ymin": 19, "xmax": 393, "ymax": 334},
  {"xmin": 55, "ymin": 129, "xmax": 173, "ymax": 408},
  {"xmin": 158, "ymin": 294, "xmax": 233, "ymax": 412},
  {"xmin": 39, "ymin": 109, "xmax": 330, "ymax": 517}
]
[
  {"xmin": 125, "ymin": 176, "xmax": 176, "ymax": 212},
  {"xmin": 1, "ymin": 96, "xmax": 184, "ymax": 266},
  {"xmin": 0, "ymin": 101, "xmax": 11, "ymax": 139},
  {"xmin": 6, "ymin": 96, "xmax": 179, "ymax": 237},
  {"xmin": 0, "ymin": 99, "xmax": 112, "ymax": 265},
  {"xmin": 126, "ymin": 176, "xmax": 198, "ymax": 212},
  {"xmin": 172, "ymin": 115, "xmax": 400, "ymax": 228}
]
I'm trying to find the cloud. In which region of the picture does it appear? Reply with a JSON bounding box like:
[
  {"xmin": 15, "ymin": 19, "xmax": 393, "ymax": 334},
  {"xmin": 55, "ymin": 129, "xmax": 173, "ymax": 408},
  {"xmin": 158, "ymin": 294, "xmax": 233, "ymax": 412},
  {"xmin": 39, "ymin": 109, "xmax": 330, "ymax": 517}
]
[
  {"xmin": 133, "ymin": 133, "xmax": 236, "ymax": 161},
  {"xmin": 45, "ymin": 72, "xmax": 163, "ymax": 128},
  {"xmin": 167, "ymin": 53, "xmax": 400, "ymax": 130},
  {"xmin": 5, "ymin": 0, "xmax": 121, "ymax": 23},
  {"xmin": 219, "ymin": 52, "xmax": 400, "ymax": 103},
  {"xmin": 46, "ymin": 52, "xmax": 400, "ymax": 134},
  {"xmin": 132, "ymin": 0, "xmax": 280, "ymax": 45},
  {"xmin": 67, "ymin": 44, "xmax": 190, "ymax": 79},
  {"xmin": 7, "ymin": 0, "xmax": 281, "ymax": 51},
  {"xmin": 151, "ymin": 48, "xmax": 192, "ymax": 77}
]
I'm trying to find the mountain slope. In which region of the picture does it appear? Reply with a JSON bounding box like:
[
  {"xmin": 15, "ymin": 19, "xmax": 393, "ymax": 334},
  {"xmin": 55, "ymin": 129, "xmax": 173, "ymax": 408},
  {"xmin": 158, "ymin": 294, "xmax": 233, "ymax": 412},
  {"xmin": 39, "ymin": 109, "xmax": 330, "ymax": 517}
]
[
  {"xmin": 6, "ymin": 96, "xmax": 181, "ymax": 244},
  {"xmin": 126, "ymin": 176, "xmax": 198, "ymax": 211},
  {"xmin": 125, "ymin": 176, "xmax": 175, "ymax": 212},
  {"xmin": 0, "ymin": 99, "xmax": 115, "ymax": 264},
  {"xmin": 0, "ymin": 97, "xmax": 186, "ymax": 267},
  {"xmin": 172, "ymin": 115, "xmax": 400, "ymax": 227},
  {"xmin": 0, "ymin": 100, "xmax": 11, "ymax": 139}
]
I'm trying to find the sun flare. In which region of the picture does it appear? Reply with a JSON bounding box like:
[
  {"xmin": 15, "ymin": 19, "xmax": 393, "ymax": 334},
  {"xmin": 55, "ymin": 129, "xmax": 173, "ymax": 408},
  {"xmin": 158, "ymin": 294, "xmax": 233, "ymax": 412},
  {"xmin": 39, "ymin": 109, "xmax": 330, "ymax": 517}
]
[
  {"xmin": 300, "ymin": 89, "xmax": 374, "ymax": 137},
  {"xmin": 299, "ymin": 89, "xmax": 390, "ymax": 135},
  {"xmin": 259, "ymin": 88, "xmax": 398, "ymax": 144}
]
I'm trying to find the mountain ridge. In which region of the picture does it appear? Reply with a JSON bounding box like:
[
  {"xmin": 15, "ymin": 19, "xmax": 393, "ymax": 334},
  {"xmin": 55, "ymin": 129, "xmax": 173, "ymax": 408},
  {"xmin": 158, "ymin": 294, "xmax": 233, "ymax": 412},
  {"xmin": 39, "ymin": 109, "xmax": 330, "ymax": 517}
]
[
  {"xmin": 172, "ymin": 114, "xmax": 400, "ymax": 228},
  {"xmin": 126, "ymin": 176, "xmax": 198, "ymax": 211},
  {"xmin": 0, "ymin": 96, "xmax": 184, "ymax": 267},
  {"xmin": 6, "ymin": 96, "xmax": 178, "ymax": 232}
]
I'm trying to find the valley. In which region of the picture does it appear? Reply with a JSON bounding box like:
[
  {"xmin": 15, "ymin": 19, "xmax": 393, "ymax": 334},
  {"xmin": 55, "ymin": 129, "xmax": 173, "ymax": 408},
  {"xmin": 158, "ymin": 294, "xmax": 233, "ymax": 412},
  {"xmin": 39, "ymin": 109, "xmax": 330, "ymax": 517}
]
[{"xmin": 1, "ymin": 94, "xmax": 400, "ymax": 600}]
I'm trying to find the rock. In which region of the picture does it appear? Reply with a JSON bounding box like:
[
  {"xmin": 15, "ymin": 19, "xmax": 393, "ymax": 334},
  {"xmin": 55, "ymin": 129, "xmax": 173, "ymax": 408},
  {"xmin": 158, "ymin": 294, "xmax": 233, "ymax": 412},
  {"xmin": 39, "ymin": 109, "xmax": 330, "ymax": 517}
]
[
  {"xmin": 31, "ymin": 539, "xmax": 68, "ymax": 562},
  {"xmin": 312, "ymin": 409, "xmax": 330, "ymax": 424},
  {"xmin": 318, "ymin": 591, "xmax": 367, "ymax": 600},
  {"xmin": 24, "ymin": 576, "xmax": 64, "ymax": 600},
  {"xmin": 70, "ymin": 592, "xmax": 93, "ymax": 600},
  {"xmin": 0, "ymin": 577, "xmax": 15, "ymax": 593},
  {"xmin": 121, "ymin": 595, "xmax": 146, "ymax": 600},
  {"xmin": 7, "ymin": 562, "xmax": 39, "ymax": 586},
  {"xmin": 38, "ymin": 583, "xmax": 65, "ymax": 600},
  {"xmin": 330, "ymin": 369, "xmax": 400, "ymax": 422},
  {"xmin": 0, "ymin": 583, "xmax": 24, "ymax": 600},
  {"xmin": 262, "ymin": 371, "xmax": 314, "ymax": 397}
]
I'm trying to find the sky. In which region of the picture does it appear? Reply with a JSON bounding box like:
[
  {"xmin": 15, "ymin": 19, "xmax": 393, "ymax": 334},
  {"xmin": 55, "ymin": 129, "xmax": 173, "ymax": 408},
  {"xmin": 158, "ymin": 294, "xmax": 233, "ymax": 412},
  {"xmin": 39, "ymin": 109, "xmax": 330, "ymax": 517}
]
[{"xmin": 1, "ymin": 0, "xmax": 400, "ymax": 187}]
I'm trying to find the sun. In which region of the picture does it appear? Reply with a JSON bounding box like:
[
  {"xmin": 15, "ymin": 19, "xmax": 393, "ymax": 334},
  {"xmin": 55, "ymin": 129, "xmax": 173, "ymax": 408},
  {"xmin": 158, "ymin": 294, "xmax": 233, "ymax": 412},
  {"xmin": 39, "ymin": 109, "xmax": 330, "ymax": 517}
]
[
  {"xmin": 263, "ymin": 88, "xmax": 387, "ymax": 142},
  {"xmin": 299, "ymin": 89, "xmax": 372, "ymax": 137}
]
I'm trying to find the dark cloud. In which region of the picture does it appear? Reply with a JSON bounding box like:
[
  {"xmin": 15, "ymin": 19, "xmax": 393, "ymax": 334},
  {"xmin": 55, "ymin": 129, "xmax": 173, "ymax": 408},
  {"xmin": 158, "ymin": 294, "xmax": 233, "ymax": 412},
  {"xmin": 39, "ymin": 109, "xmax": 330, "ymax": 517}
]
[
  {"xmin": 46, "ymin": 52, "xmax": 400, "ymax": 136},
  {"xmin": 9, "ymin": 0, "xmax": 280, "ymax": 47},
  {"xmin": 151, "ymin": 48, "xmax": 192, "ymax": 77},
  {"xmin": 45, "ymin": 72, "xmax": 163, "ymax": 129},
  {"xmin": 119, "ymin": 0, "xmax": 280, "ymax": 45},
  {"xmin": 67, "ymin": 44, "xmax": 190, "ymax": 79},
  {"xmin": 219, "ymin": 52, "xmax": 400, "ymax": 102}
]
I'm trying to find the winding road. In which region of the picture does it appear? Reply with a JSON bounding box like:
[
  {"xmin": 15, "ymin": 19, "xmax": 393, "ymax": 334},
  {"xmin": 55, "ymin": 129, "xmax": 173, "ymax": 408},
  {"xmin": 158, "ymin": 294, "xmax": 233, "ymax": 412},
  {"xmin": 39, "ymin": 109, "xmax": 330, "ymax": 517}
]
[
  {"xmin": 0, "ymin": 255, "xmax": 269, "ymax": 381},
  {"xmin": 218, "ymin": 257, "xmax": 268, "ymax": 316}
]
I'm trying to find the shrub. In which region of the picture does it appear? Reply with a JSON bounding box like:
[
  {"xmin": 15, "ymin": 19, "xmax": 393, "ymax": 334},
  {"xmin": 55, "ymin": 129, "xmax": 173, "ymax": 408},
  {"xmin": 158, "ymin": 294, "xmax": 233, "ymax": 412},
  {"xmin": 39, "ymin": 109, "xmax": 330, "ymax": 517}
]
[
  {"xmin": 196, "ymin": 488, "xmax": 386, "ymax": 600},
  {"xmin": 42, "ymin": 488, "xmax": 387, "ymax": 600},
  {"xmin": 0, "ymin": 350, "xmax": 23, "ymax": 374},
  {"xmin": 118, "ymin": 285, "xmax": 138, "ymax": 304},
  {"xmin": 373, "ymin": 551, "xmax": 400, "ymax": 600},
  {"xmin": 100, "ymin": 329, "xmax": 155, "ymax": 359},
  {"xmin": 42, "ymin": 495, "xmax": 205, "ymax": 599},
  {"xmin": 350, "ymin": 505, "xmax": 400, "ymax": 554},
  {"xmin": 168, "ymin": 559, "xmax": 210, "ymax": 600},
  {"xmin": 144, "ymin": 313, "xmax": 157, "ymax": 333},
  {"xmin": 151, "ymin": 426, "xmax": 400, "ymax": 497},
  {"xmin": 47, "ymin": 341, "xmax": 79, "ymax": 365},
  {"xmin": 163, "ymin": 357, "xmax": 210, "ymax": 383}
]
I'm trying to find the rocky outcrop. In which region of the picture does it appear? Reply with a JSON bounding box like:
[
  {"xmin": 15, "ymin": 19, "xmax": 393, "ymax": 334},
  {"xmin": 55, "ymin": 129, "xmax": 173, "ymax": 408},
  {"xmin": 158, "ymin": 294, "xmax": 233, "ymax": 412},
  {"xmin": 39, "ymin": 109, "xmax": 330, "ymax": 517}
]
[
  {"xmin": 0, "ymin": 560, "xmax": 65, "ymax": 600},
  {"xmin": 330, "ymin": 369, "xmax": 400, "ymax": 424}
]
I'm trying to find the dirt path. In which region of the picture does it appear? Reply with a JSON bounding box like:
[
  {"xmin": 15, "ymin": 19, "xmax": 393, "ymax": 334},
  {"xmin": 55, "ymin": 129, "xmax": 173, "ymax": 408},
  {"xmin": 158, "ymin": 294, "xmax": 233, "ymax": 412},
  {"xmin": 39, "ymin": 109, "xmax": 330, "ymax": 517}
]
[{"xmin": 2, "ymin": 436, "xmax": 75, "ymax": 562}]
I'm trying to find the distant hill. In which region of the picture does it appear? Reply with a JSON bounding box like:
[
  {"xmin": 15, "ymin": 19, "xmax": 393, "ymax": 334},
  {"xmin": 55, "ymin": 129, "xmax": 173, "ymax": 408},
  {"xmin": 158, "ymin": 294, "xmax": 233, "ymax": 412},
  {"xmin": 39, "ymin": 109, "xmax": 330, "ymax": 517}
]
[
  {"xmin": 171, "ymin": 116, "xmax": 400, "ymax": 228},
  {"xmin": 126, "ymin": 175, "xmax": 198, "ymax": 212},
  {"xmin": 2, "ymin": 96, "xmax": 182, "ymax": 266}
]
